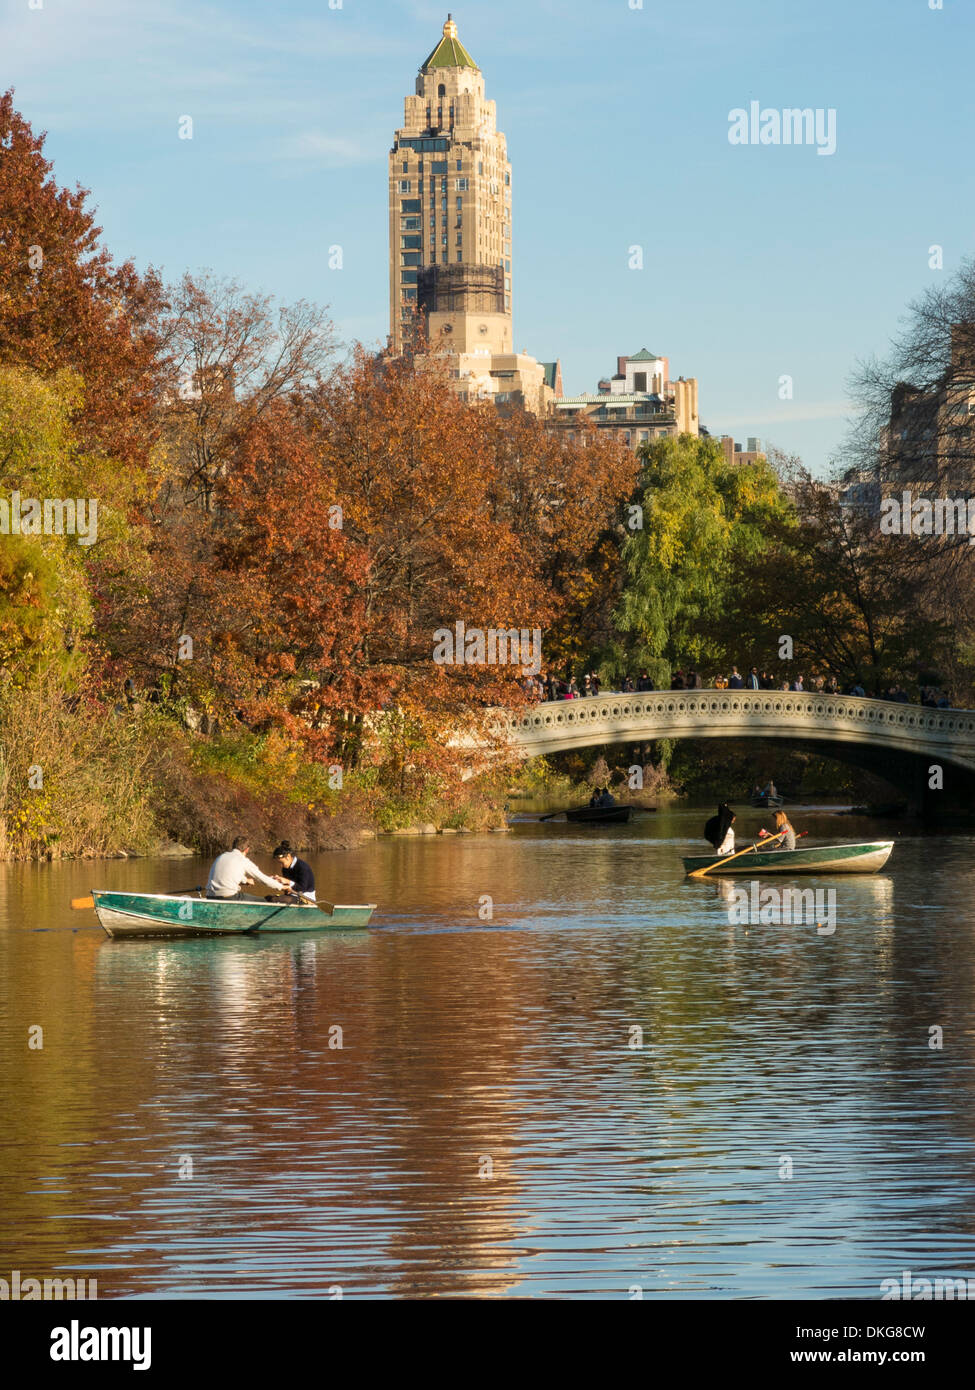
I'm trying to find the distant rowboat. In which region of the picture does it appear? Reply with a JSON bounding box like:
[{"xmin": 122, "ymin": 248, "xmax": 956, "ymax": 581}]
[
  {"xmin": 681, "ymin": 840, "xmax": 894, "ymax": 876},
  {"xmin": 750, "ymin": 791, "xmax": 784, "ymax": 808},
  {"xmin": 565, "ymin": 805, "xmax": 632, "ymax": 825},
  {"xmin": 92, "ymin": 890, "xmax": 376, "ymax": 938}
]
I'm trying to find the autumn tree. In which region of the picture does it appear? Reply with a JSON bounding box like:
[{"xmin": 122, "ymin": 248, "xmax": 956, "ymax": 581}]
[
  {"xmin": 156, "ymin": 272, "xmax": 337, "ymax": 510},
  {"xmin": 842, "ymin": 258, "xmax": 975, "ymax": 697},
  {"xmin": 0, "ymin": 90, "xmax": 165, "ymax": 464},
  {"xmin": 287, "ymin": 350, "xmax": 547, "ymax": 704},
  {"xmin": 723, "ymin": 465, "xmax": 955, "ymax": 695},
  {"xmin": 486, "ymin": 412, "xmax": 638, "ymax": 673}
]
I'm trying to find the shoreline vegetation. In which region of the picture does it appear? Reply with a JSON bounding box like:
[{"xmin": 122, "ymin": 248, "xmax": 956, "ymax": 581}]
[{"xmin": 3, "ymin": 91, "xmax": 975, "ymax": 861}]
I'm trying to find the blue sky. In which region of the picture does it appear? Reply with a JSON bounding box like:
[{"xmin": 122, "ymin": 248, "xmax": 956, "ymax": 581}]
[{"xmin": 2, "ymin": 0, "xmax": 969, "ymax": 473}]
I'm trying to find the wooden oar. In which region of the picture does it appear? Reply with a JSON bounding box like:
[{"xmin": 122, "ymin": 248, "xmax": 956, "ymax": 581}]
[
  {"xmin": 271, "ymin": 886, "xmax": 337, "ymax": 914},
  {"xmin": 70, "ymin": 886, "xmax": 202, "ymax": 911},
  {"xmin": 688, "ymin": 830, "xmax": 786, "ymax": 879}
]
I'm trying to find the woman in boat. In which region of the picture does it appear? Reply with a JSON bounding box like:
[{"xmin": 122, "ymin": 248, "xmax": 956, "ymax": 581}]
[
  {"xmin": 762, "ymin": 809, "xmax": 796, "ymax": 851},
  {"xmin": 272, "ymin": 841, "xmax": 316, "ymax": 902},
  {"xmin": 704, "ymin": 803, "xmax": 736, "ymax": 855}
]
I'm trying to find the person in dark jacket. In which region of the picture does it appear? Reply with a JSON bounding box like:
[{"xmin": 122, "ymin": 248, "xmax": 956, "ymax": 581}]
[
  {"xmin": 704, "ymin": 803, "xmax": 736, "ymax": 854},
  {"xmin": 272, "ymin": 841, "xmax": 316, "ymax": 902}
]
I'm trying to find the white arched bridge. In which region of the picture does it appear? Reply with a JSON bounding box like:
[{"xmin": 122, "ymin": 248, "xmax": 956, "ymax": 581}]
[{"xmin": 490, "ymin": 690, "xmax": 975, "ymax": 808}]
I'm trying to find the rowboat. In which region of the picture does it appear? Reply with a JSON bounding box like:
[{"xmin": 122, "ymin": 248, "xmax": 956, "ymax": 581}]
[
  {"xmin": 565, "ymin": 805, "xmax": 632, "ymax": 825},
  {"xmin": 91, "ymin": 890, "xmax": 376, "ymax": 939},
  {"xmin": 750, "ymin": 792, "xmax": 784, "ymax": 808},
  {"xmin": 681, "ymin": 840, "xmax": 894, "ymax": 876}
]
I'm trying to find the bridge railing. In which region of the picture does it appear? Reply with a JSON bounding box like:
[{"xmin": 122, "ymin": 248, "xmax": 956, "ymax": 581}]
[{"xmin": 492, "ymin": 690, "xmax": 975, "ymax": 752}]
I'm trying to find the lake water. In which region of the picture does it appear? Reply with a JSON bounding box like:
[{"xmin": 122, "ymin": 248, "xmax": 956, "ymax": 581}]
[{"xmin": 2, "ymin": 806, "xmax": 974, "ymax": 1300}]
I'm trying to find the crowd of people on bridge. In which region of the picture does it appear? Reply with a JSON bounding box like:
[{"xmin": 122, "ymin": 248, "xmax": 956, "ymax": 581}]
[
  {"xmin": 522, "ymin": 665, "xmax": 955, "ymax": 708},
  {"xmin": 523, "ymin": 671, "xmax": 658, "ymax": 701}
]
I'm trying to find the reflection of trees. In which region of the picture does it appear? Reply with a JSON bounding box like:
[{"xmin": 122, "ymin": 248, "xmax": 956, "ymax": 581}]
[{"xmin": 5, "ymin": 831, "xmax": 975, "ymax": 1296}]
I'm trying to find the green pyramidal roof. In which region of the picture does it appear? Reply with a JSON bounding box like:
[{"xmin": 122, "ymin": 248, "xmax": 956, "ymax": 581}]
[
  {"xmin": 423, "ymin": 16, "xmax": 478, "ymax": 71},
  {"xmin": 629, "ymin": 348, "xmax": 661, "ymax": 361}
]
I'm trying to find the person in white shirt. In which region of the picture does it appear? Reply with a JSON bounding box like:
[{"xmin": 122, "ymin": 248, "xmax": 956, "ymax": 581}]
[
  {"xmin": 206, "ymin": 837, "xmax": 288, "ymax": 900},
  {"xmin": 716, "ymin": 818, "xmax": 736, "ymax": 855}
]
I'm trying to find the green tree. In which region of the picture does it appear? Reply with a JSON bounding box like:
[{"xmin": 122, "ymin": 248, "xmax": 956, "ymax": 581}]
[{"xmin": 612, "ymin": 434, "xmax": 791, "ymax": 679}]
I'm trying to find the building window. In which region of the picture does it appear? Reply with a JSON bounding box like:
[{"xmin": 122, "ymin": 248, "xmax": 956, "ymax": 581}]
[
  {"xmin": 403, "ymin": 216, "xmax": 420, "ymax": 230},
  {"xmin": 456, "ymin": 252, "xmax": 462, "ymax": 262},
  {"xmin": 456, "ymin": 178, "xmax": 469, "ymax": 191},
  {"xmin": 401, "ymin": 271, "xmax": 418, "ymax": 284},
  {"xmin": 505, "ymin": 173, "xmax": 510, "ymax": 186},
  {"xmin": 479, "ymin": 161, "xmax": 484, "ymax": 175},
  {"xmin": 456, "ymin": 196, "xmax": 463, "ymax": 209},
  {"xmin": 441, "ymin": 198, "xmax": 447, "ymax": 210},
  {"xmin": 401, "ymin": 235, "xmax": 421, "ymax": 249},
  {"xmin": 398, "ymin": 179, "xmax": 411, "ymax": 194},
  {"xmin": 438, "ymin": 83, "xmax": 446, "ymax": 98},
  {"xmin": 402, "ymin": 289, "xmax": 417, "ymax": 301},
  {"xmin": 634, "ymin": 372, "xmax": 647, "ymax": 392},
  {"xmin": 400, "ymin": 199, "xmax": 420, "ymax": 213},
  {"xmin": 432, "ymin": 161, "xmax": 447, "ymax": 174},
  {"xmin": 402, "ymin": 252, "xmax": 421, "ymax": 266},
  {"xmin": 504, "ymin": 259, "xmax": 510, "ymax": 271},
  {"xmin": 442, "ymin": 252, "xmax": 448, "ymax": 263},
  {"xmin": 402, "ymin": 161, "xmax": 408, "ymax": 174}
]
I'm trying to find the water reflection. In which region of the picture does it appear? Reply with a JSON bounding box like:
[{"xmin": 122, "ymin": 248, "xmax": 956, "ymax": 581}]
[{"xmin": 2, "ymin": 810, "xmax": 975, "ymax": 1298}]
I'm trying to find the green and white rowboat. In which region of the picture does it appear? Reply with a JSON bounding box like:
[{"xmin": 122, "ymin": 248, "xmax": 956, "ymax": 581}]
[
  {"xmin": 681, "ymin": 840, "xmax": 894, "ymax": 877},
  {"xmin": 92, "ymin": 890, "xmax": 376, "ymax": 938}
]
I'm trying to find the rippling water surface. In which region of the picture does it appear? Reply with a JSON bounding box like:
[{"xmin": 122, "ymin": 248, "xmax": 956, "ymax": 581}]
[{"xmin": 2, "ymin": 807, "xmax": 975, "ymax": 1299}]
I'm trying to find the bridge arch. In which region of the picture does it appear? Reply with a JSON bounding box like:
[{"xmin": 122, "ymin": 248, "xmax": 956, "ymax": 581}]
[{"xmin": 492, "ymin": 691, "xmax": 975, "ymax": 808}]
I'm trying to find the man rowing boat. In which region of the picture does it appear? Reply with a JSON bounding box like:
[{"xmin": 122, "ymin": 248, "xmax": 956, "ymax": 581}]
[{"xmin": 206, "ymin": 837, "xmax": 288, "ymax": 900}]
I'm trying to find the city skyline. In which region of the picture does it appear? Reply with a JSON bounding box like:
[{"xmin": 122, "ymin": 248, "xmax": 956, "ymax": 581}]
[{"xmin": 3, "ymin": 0, "xmax": 972, "ymax": 471}]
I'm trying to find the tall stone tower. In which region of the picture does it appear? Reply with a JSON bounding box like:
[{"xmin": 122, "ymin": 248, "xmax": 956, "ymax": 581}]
[{"xmin": 389, "ymin": 15, "xmax": 513, "ymax": 356}]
